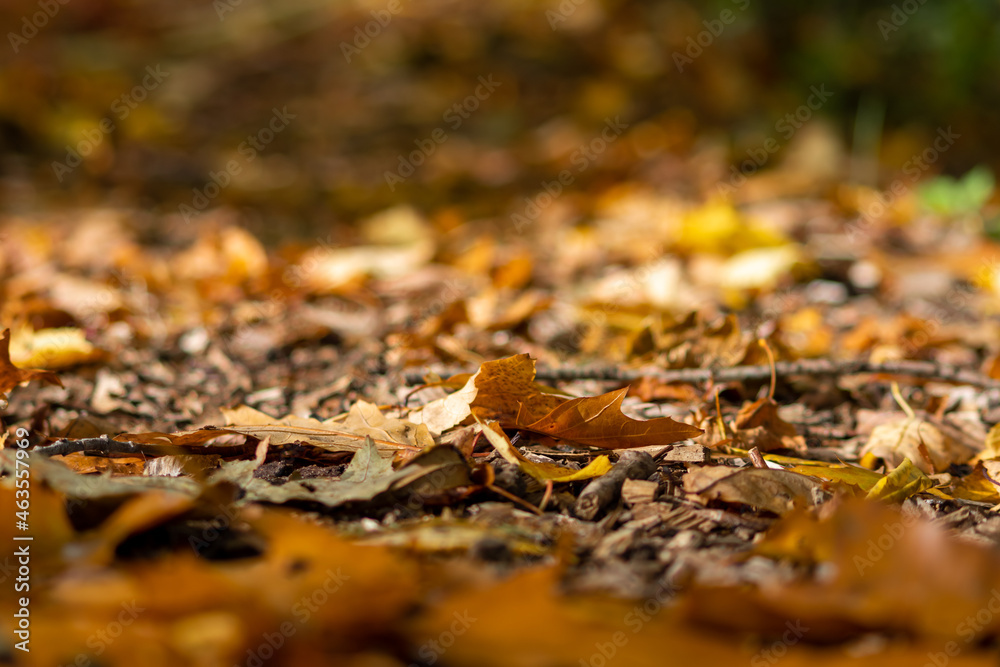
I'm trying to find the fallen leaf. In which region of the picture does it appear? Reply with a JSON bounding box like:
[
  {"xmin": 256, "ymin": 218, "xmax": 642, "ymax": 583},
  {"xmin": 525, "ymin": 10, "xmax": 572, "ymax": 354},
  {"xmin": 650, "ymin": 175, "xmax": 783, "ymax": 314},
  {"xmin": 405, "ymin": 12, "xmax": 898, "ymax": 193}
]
[
  {"xmin": 973, "ymin": 421, "xmax": 1000, "ymax": 463},
  {"xmin": 0, "ymin": 327, "xmax": 62, "ymax": 397},
  {"xmin": 732, "ymin": 397, "xmax": 806, "ymax": 453},
  {"xmin": 784, "ymin": 460, "xmax": 884, "ymax": 493},
  {"xmin": 340, "ymin": 435, "xmax": 394, "ymax": 482},
  {"xmin": 951, "ymin": 462, "xmax": 1000, "ymax": 503},
  {"xmin": 522, "ymin": 386, "xmax": 703, "ymax": 449},
  {"xmin": 222, "ymin": 441, "xmax": 472, "ymax": 510},
  {"xmin": 9, "ymin": 326, "xmax": 103, "ymax": 369},
  {"xmin": 695, "ymin": 497, "xmax": 1000, "ymax": 643},
  {"xmin": 860, "ymin": 415, "xmax": 959, "ymax": 474},
  {"xmin": 216, "ymin": 402, "xmax": 432, "ymax": 456},
  {"xmin": 412, "ymin": 354, "xmax": 702, "ymax": 448},
  {"xmin": 683, "ymin": 465, "xmax": 826, "ymax": 514},
  {"xmin": 410, "ymin": 354, "xmax": 565, "ymax": 434},
  {"xmin": 865, "ymin": 457, "xmax": 937, "ymax": 502}
]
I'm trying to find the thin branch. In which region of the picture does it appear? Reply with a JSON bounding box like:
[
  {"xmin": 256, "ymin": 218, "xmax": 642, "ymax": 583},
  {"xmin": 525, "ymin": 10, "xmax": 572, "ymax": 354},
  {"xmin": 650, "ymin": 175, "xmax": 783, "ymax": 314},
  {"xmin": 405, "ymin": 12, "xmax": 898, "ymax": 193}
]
[
  {"xmin": 573, "ymin": 450, "xmax": 657, "ymax": 521},
  {"xmin": 33, "ymin": 435, "xmax": 251, "ymax": 458},
  {"xmin": 403, "ymin": 359, "xmax": 1000, "ymax": 390}
]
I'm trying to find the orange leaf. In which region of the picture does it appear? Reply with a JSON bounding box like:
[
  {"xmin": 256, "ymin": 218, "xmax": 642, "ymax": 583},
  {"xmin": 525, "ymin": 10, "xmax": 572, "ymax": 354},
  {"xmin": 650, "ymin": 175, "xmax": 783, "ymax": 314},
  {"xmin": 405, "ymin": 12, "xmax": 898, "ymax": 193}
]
[
  {"xmin": 414, "ymin": 354, "xmax": 702, "ymax": 449},
  {"xmin": 467, "ymin": 353, "xmax": 565, "ymax": 424},
  {"xmin": 520, "ymin": 387, "xmax": 702, "ymax": 449},
  {"xmin": 732, "ymin": 397, "xmax": 805, "ymax": 453}
]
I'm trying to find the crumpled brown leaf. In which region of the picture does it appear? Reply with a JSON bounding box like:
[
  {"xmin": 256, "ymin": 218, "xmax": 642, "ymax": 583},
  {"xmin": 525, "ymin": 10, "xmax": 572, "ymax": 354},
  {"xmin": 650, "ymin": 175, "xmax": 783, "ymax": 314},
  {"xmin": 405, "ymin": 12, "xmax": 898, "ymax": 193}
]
[
  {"xmin": 412, "ymin": 354, "xmax": 702, "ymax": 448},
  {"xmin": 409, "ymin": 353, "xmax": 565, "ymax": 434},
  {"xmin": 731, "ymin": 397, "xmax": 806, "ymax": 453}
]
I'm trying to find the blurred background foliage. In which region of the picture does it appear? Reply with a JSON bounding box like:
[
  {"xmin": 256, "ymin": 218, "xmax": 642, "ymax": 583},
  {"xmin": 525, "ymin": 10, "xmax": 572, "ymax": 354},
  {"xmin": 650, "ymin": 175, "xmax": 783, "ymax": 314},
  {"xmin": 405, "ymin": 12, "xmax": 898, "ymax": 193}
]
[{"xmin": 0, "ymin": 0, "xmax": 998, "ymax": 241}]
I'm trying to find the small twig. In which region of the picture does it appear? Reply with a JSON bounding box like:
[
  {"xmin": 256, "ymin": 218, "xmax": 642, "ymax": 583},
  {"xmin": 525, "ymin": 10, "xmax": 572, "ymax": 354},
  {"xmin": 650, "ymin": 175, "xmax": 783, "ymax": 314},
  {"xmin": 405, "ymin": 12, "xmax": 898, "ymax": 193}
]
[
  {"xmin": 573, "ymin": 451, "xmax": 657, "ymax": 521},
  {"xmin": 34, "ymin": 435, "xmax": 250, "ymax": 459},
  {"xmin": 403, "ymin": 359, "xmax": 1000, "ymax": 390},
  {"xmin": 538, "ymin": 479, "xmax": 555, "ymax": 512}
]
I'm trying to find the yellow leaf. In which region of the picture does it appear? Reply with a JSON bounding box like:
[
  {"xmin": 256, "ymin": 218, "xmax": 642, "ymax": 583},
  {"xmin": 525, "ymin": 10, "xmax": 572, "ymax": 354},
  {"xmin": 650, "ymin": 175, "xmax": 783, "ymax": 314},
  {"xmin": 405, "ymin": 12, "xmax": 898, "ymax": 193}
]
[
  {"xmin": 9, "ymin": 326, "xmax": 102, "ymax": 370},
  {"xmin": 476, "ymin": 418, "xmax": 612, "ymax": 483},
  {"xmin": 974, "ymin": 422, "xmax": 1000, "ymax": 463},
  {"xmin": 784, "ymin": 461, "xmax": 884, "ymax": 493},
  {"xmin": 866, "ymin": 458, "xmax": 936, "ymax": 503},
  {"xmin": 951, "ymin": 463, "xmax": 1000, "ymax": 503},
  {"xmin": 0, "ymin": 328, "xmax": 63, "ymax": 396}
]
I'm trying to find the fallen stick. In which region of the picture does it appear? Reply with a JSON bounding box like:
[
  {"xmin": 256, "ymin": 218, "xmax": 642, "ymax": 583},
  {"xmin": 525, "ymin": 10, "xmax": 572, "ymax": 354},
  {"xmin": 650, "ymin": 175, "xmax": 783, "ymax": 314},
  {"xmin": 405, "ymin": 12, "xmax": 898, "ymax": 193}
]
[
  {"xmin": 404, "ymin": 359, "xmax": 1000, "ymax": 389},
  {"xmin": 33, "ymin": 435, "xmax": 251, "ymax": 458},
  {"xmin": 573, "ymin": 450, "xmax": 657, "ymax": 521}
]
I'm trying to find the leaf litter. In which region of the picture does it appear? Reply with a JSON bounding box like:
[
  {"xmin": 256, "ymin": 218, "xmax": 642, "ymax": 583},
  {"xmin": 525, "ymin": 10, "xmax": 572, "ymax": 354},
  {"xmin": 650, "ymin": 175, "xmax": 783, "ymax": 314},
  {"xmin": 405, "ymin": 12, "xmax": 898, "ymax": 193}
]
[{"xmin": 6, "ymin": 193, "xmax": 1000, "ymax": 667}]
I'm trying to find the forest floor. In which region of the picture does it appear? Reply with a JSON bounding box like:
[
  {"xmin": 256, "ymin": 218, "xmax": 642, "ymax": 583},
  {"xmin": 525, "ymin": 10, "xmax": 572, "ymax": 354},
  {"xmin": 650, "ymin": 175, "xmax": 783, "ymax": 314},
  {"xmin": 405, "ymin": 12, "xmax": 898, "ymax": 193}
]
[{"xmin": 4, "ymin": 173, "xmax": 1000, "ymax": 666}]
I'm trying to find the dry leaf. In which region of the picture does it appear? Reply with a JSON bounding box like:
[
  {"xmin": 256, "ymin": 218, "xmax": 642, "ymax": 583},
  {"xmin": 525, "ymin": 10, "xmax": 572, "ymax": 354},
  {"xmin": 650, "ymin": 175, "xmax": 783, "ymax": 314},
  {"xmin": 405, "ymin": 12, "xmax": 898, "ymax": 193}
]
[
  {"xmin": 412, "ymin": 354, "xmax": 702, "ymax": 448},
  {"xmin": 731, "ymin": 397, "xmax": 806, "ymax": 453},
  {"xmin": 683, "ymin": 465, "xmax": 826, "ymax": 514},
  {"xmin": 866, "ymin": 457, "xmax": 937, "ymax": 503},
  {"xmin": 860, "ymin": 415, "xmax": 958, "ymax": 474},
  {"xmin": 410, "ymin": 354, "xmax": 565, "ymax": 434},
  {"xmin": 228, "ymin": 441, "xmax": 472, "ymax": 509},
  {"xmin": 221, "ymin": 402, "xmax": 432, "ymax": 457},
  {"xmin": 973, "ymin": 421, "xmax": 1000, "ymax": 463},
  {"xmin": 9, "ymin": 326, "xmax": 103, "ymax": 369},
  {"xmin": 522, "ymin": 387, "xmax": 702, "ymax": 449},
  {"xmin": 785, "ymin": 460, "xmax": 884, "ymax": 493},
  {"xmin": 0, "ymin": 327, "xmax": 62, "ymax": 398},
  {"xmin": 698, "ymin": 497, "xmax": 1000, "ymax": 643},
  {"xmin": 951, "ymin": 463, "xmax": 1000, "ymax": 503}
]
